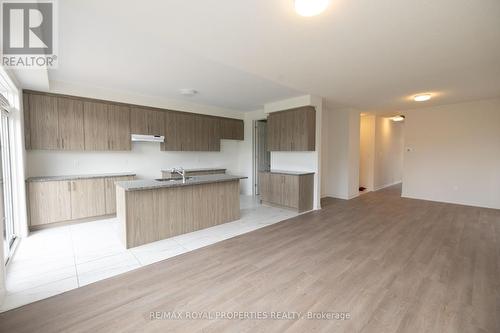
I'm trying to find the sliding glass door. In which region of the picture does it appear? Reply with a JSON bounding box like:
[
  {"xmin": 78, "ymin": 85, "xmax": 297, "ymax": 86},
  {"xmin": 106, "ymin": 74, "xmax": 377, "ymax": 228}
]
[{"xmin": 0, "ymin": 108, "xmax": 15, "ymax": 262}]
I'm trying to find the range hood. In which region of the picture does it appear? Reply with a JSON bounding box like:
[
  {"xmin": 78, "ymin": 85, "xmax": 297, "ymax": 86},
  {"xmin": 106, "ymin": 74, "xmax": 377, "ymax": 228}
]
[{"xmin": 131, "ymin": 134, "xmax": 165, "ymax": 143}]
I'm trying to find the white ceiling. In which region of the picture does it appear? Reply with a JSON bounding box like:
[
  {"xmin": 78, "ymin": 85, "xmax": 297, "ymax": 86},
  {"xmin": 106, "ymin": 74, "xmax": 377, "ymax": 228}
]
[{"xmin": 12, "ymin": 0, "xmax": 500, "ymax": 112}]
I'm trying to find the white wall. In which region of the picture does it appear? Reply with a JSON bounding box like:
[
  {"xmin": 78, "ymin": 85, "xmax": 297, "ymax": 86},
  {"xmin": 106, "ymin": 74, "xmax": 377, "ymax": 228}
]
[
  {"xmin": 264, "ymin": 95, "xmax": 323, "ymax": 210},
  {"xmin": 321, "ymin": 108, "xmax": 360, "ymax": 200},
  {"xmin": 49, "ymin": 81, "xmax": 243, "ymax": 119},
  {"xmin": 26, "ymin": 140, "xmax": 242, "ymax": 179},
  {"xmin": 402, "ymin": 98, "xmax": 500, "ymax": 209},
  {"xmin": 359, "ymin": 115, "xmax": 375, "ymax": 191},
  {"xmin": 373, "ymin": 116, "xmax": 404, "ymax": 190}
]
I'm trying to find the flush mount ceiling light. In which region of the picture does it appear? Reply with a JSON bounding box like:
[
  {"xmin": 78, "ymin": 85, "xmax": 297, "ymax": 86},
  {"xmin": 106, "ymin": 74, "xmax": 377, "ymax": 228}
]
[
  {"xmin": 295, "ymin": 0, "xmax": 330, "ymax": 17},
  {"xmin": 179, "ymin": 89, "xmax": 198, "ymax": 96},
  {"xmin": 413, "ymin": 93, "xmax": 432, "ymax": 102},
  {"xmin": 391, "ymin": 115, "xmax": 405, "ymax": 122}
]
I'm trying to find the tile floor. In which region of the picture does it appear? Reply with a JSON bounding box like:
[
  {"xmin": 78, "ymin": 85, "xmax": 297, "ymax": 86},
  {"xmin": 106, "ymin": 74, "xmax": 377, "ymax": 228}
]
[{"xmin": 0, "ymin": 196, "xmax": 297, "ymax": 312}]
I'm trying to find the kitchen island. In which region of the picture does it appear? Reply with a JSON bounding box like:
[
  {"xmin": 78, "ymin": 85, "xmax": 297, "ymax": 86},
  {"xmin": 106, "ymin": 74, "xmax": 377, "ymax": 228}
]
[{"xmin": 116, "ymin": 174, "xmax": 246, "ymax": 248}]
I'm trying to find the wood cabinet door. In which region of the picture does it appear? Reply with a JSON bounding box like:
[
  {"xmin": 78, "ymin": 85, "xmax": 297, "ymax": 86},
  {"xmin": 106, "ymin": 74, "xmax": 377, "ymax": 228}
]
[
  {"xmin": 178, "ymin": 113, "xmax": 195, "ymax": 151},
  {"xmin": 282, "ymin": 175, "xmax": 299, "ymax": 208},
  {"xmin": 207, "ymin": 116, "xmax": 221, "ymax": 151},
  {"xmin": 267, "ymin": 107, "xmax": 315, "ymax": 152},
  {"xmin": 105, "ymin": 176, "xmax": 134, "ymax": 214},
  {"xmin": 193, "ymin": 115, "xmax": 208, "ymax": 151},
  {"xmin": 108, "ymin": 104, "xmax": 131, "ymax": 151},
  {"xmin": 28, "ymin": 94, "xmax": 59, "ymax": 150},
  {"xmin": 270, "ymin": 174, "xmax": 284, "ymax": 205},
  {"xmin": 305, "ymin": 107, "xmax": 316, "ymax": 151},
  {"xmin": 221, "ymin": 118, "xmax": 244, "ymax": 140},
  {"xmin": 220, "ymin": 118, "xmax": 230, "ymax": 139},
  {"xmin": 279, "ymin": 111, "xmax": 292, "ymax": 151},
  {"xmin": 233, "ymin": 119, "xmax": 244, "ymax": 140},
  {"xmin": 291, "ymin": 107, "xmax": 315, "ymax": 151},
  {"xmin": 258, "ymin": 172, "xmax": 270, "ymax": 202},
  {"xmin": 162, "ymin": 111, "xmax": 181, "ymax": 151},
  {"xmin": 267, "ymin": 113, "xmax": 280, "ymax": 151},
  {"xmin": 57, "ymin": 97, "xmax": 84, "ymax": 150},
  {"xmin": 130, "ymin": 107, "xmax": 148, "ymax": 134},
  {"xmin": 70, "ymin": 178, "xmax": 106, "ymax": 219},
  {"xmin": 23, "ymin": 93, "xmax": 31, "ymax": 149},
  {"xmin": 298, "ymin": 174, "xmax": 314, "ymax": 212},
  {"xmin": 147, "ymin": 110, "xmax": 165, "ymax": 136},
  {"xmin": 290, "ymin": 108, "xmax": 303, "ymax": 151},
  {"xmin": 83, "ymin": 102, "xmax": 109, "ymax": 150},
  {"xmin": 29, "ymin": 181, "xmax": 72, "ymax": 226},
  {"xmin": 131, "ymin": 107, "xmax": 165, "ymax": 135}
]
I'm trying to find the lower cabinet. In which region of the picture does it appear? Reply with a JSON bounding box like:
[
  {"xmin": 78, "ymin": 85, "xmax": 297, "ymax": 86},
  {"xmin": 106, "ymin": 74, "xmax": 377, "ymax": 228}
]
[
  {"xmin": 28, "ymin": 180, "xmax": 72, "ymax": 226},
  {"xmin": 28, "ymin": 175, "xmax": 136, "ymax": 228},
  {"xmin": 105, "ymin": 176, "xmax": 135, "ymax": 214},
  {"xmin": 70, "ymin": 178, "xmax": 106, "ymax": 219},
  {"xmin": 258, "ymin": 172, "xmax": 314, "ymax": 212}
]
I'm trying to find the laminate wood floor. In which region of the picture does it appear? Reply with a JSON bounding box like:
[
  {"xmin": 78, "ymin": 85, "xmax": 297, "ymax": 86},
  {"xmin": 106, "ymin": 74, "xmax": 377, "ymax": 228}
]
[{"xmin": 0, "ymin": 185, "xmax": 498, "ymax": 333}]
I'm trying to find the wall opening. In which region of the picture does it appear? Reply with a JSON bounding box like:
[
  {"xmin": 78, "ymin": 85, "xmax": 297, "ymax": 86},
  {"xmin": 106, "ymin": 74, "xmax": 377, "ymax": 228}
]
[
  {"xmin": 253, "ymin": 119, "xmax": 270, "ymax": 195},
  {"xmin": 359, "ymin": 113, "xmax": 405, "ymax": 195}
]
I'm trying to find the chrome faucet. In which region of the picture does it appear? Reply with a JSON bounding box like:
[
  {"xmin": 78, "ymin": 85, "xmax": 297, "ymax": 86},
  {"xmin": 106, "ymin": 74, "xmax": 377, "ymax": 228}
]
[{"xmin": 171, "ymin": 167, "xmax": 186, "ymax": 183}]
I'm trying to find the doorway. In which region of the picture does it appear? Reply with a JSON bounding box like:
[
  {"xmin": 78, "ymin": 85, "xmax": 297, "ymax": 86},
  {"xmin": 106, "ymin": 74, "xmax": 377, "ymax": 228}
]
[
  {"xmin": 253, "ymin": 119, "xmax": 270, "ymax": 195},
  {"xmin": 359, "ymin": 114, "xmax": 375, "ymax": 193},
  {"xmin": 359, "ymin": 113, "xmax": 405, "ymax": 195}
]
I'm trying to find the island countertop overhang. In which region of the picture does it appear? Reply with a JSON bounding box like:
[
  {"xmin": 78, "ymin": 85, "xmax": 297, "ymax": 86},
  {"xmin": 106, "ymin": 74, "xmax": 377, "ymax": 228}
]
[{"xmin": 116, "ymin": 174, "xmax": 247, "ymax": 191}]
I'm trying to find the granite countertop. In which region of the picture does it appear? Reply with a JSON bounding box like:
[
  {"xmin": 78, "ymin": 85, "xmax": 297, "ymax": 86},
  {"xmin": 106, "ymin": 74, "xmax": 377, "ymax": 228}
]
[
  {"xmin": 161, "ymin": 167, "xmax": 227, "ymax": 172},
  {"xmin": 26, "ymin": 172, "xmax": 136, "ymax": 183},
  {"xmin": 259, "ymin": 170, "xmax": 315, "ymax": 176},
  {"xmin": 116, "ymin": 174, "xmax": 247, "ymax": 191}
]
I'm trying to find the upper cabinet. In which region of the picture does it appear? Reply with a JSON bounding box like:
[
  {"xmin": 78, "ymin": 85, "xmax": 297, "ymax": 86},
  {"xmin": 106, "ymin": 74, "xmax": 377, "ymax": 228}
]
[
  {"xmin": 26, "ymin": 93, "xmax": 85, "ymax": 150},
  {"xmin": 27, "ymin": 93, "xmax": 59, "ymax": 150},
  {"xmin": 220, "ymin": 118, "xmax": 244, "ymax": 140},
  {"xmin": 23, "ymin": 90, "xmax": 243, "ymax": 152},
  {"xmin": 267, "ymin": 106, "xmax": 316, "ymax": 151},
  {"xmin": 83, "ymin": 101, "xmax": 109, "ymax": 151},
  {"xmin": 82, "ymin": 101, "xmax": 131, "ymax": 151},
  {"xmin": 130, "ymin": 107, "xmax": 165, "ymax": 136},
  {"xmin": 162, "ymin": 111, "xmax": 181, "ymax": 151},
  {"xmin": 58, "ymin": 97, "xmax": 85, "ymax": 150},
  {"xmin": 108, "ymin": 104, "xmax": 132, "ymax": 150},
  {"xmin": 160, "ymin": 112, "xmax": 222, "ymax": 151}
]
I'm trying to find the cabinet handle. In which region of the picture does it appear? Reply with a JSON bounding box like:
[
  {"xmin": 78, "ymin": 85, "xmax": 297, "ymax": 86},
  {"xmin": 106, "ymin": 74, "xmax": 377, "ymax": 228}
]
[
  {"xmin": 67, "ymin": 182, "xmax": 71, "ymax": 191},
  {"xmin": 72, "ymin": 182, "xmax": 76, "ymax": 191},
  {"xmin": 62, "ymin": 138, "xmax": 65, "ymax": 149}
]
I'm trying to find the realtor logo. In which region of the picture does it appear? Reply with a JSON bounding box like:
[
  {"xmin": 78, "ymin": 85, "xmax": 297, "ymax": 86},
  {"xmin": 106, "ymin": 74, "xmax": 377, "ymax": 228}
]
[{"xmin": 1, "ymin": 0, "xmax": 58, "ymax": 68}]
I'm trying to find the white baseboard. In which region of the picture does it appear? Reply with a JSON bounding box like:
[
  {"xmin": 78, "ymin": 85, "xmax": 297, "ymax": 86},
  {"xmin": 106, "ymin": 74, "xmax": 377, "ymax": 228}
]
[
  {"xmin": 401, "ymin": 193, "xmax": 500, "ymax": 210},
  {"xmin": 321, "ymin": 193, "xmax": 359, "ymax": 200},
  {"xmin": 0, "ymin": 285, "xmax": 5, "ymax": 307},
  {"xmin": 374, "ymin": 181, "xmax": 402, "ymax": 191}
]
